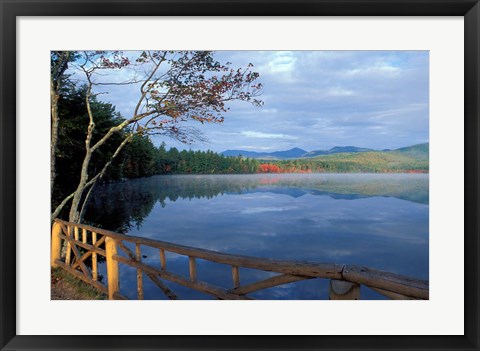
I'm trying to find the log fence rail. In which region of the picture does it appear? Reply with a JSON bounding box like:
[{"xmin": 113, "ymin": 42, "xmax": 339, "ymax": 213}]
[{"xmin": 51, "ymin": 219, "xmax": 429, "ymax": 300}]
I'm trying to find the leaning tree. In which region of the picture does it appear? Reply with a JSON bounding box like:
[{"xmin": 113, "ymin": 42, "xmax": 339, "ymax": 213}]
[{"xmin": 51, "ymin": 50, "xmax": 263, "ymax": 223}]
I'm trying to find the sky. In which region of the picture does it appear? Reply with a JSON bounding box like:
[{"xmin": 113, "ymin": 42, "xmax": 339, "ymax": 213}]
[{"xmin": 80, "ymin": 51, "xmax": 429, "ymax": 153}]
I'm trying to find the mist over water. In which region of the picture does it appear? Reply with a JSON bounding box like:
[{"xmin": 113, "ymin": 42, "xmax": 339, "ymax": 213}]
[{"xmin": 85, "ymin": 173, "xmax": 429, "ymax": 300}]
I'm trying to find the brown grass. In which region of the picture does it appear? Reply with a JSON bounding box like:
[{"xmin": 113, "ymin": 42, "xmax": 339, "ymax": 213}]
[{"xmin": 51, "ymin": 268, "xmax": 106, "ymax": 300}]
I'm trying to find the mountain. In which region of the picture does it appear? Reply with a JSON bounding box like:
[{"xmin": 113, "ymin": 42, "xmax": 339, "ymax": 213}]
[
  {"xmin": 269, "ymin": 147, "xmax": 308, "ymax": 158},
  {"xmin": 222, "ymin": 145, "xmax": 374, "ymax": 159},
  {"xmin": 392, "ymin": 143, "xmax": 429, "ymax": 158},
  {"xmin": 221, "ymin": 149, "xmax": 266, "ymax": 158},
  {"xmin": 222, "ymin": 147, "xmax": 307, "ymax": 159},
  {"xmin": 221, "ymin": 143, "xmax": 429, "ymax": 160},
  {"xmin": 304, "ymin": 146, "xmax": 374, "ymax": 157}
]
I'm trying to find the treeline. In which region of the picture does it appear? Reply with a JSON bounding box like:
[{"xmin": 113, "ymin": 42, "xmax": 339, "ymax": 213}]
[
  {"xmin": 108, "ymin": 141, "xmax": 262, "ymax": 179},
  {"xmin": 257, "ymin": 151, "xmax": 429, "ymax": 174},
  {"xmin": 154, "ymin": 145, "xmax": 260, "ymax": 175},
  {"xmin": 122, "ymin": 148, "xmax": 429, "ymax": 178}
]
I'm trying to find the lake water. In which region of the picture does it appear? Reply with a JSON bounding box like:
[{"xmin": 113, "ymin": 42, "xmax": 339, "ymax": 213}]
[{"xmin": 85, "ymin": 173, "xmax": 429, "ymax": 300}]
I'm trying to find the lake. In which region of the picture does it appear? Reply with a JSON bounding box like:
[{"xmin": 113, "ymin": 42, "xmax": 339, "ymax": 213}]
[{"xmin": 84, "ymin": 173, "xmax": 429, "ymax": 300}]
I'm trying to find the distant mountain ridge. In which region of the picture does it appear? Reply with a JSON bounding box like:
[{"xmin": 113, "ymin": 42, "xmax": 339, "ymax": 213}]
[
  {"xmin": 394, "ymin": 143, "xmax": 429, "ymax": 157},
  {"xmin": 222, "ymin": 147, "xmax": 307, "ymax": 159},
  {"xmin": 222, "ymin": 143, "xmax": 428, "ymax": 160},
  {"xmin": 303, "ymin": 146, "xmax": 374, "ymax": 157}
]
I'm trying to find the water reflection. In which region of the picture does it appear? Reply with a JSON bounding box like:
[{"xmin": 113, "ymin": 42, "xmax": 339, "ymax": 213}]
[
  {"xmin": 84, "ymin": 173, "xmax": 429, "ymax": 300},
  {"xmin": 85, "ymin": 174, "xmax": 428, "ymax": 232}
]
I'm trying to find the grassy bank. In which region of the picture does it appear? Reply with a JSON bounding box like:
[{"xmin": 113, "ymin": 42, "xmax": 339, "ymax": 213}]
[{"xmin": 51, "ymin": 268, "xmax": 106, "ymax": 300}]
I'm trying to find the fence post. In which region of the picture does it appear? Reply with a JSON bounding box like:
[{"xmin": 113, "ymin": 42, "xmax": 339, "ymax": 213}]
[
  {"xmin": 65, "ymin": 225, "xmax": 72, "ymax": 265},
  {"xmin": 105, "ymin": 236, "xmax": 119, "ymax": 300},
  {"xmin": 51, "ymin": 222, "xmax": 63, "ymax": 268},
  {"xmin": 329, "ymin": 280, "xmax": 360, "ymax": 300},
  {"xmin": 232, "ymin": 266, "xmax": 240, "ymax": 289}
]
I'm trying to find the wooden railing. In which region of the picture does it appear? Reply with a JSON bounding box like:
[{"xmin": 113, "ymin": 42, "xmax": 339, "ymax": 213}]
[{"xmin": 51, "ymin": 219, "xmax": 429, "ymax": 300}]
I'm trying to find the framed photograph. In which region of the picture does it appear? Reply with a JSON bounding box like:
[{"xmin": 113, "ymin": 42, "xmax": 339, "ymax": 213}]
[{"xmin": 1, "ymin": 0, "xmax": 478, "ymax": 350}]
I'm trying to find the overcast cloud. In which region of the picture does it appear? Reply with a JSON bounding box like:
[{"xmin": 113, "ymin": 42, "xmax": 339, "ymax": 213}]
[{"xmin": 89, "ymin": 51, "xmax": 429, "ymax": 153}]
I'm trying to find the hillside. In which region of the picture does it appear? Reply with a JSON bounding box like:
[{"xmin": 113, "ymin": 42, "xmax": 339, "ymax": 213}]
[
  {"xmin": 310, "ymin": 150, "xmax": 428, "ymax": 172},
  {"xmin": 392, "ymin": 143, "xmax": 429, "ymax": 159},
  {"xmin": 271, "ymin": 147, "xmax": 428, "ymax": 173},
  {"xmin": 304, "ymin": 146, "xmax": 373, "ymax": 157},
  {"xmin": 263, "ymin": 144, "xmax": 428, "ymax": 173}
]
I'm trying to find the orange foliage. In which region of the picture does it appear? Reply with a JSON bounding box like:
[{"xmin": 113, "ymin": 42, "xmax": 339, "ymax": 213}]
[
  {"xmin": 259, "ymin": 177, "xmax": 280, "ymax": 184},
  {"xmin": 257, "ymin": 163, "xmax": 312, "ymax": 174},
  {"xmin": 259, "ymin": 164, "xmax": 281, "ymax": 173}
]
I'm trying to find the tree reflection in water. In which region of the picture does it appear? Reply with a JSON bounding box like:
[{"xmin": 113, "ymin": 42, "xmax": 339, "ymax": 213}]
[{"xmin": 84, "ymin": 173, "xmax": 428, "ymax": 234}]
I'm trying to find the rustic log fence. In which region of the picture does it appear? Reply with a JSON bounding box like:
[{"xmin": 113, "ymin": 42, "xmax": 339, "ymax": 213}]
[{"xmin": 51, "ymin": 219, "xmax": 429, "ymax": 300}]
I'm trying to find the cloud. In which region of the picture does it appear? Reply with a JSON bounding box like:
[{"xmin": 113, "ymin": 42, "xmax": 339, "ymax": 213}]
[
  {"xmin": 344, "ymin": 63, "xmax": 402, "ymax": 77},
  {"xmin": 240, "ymin": 131, "xmax": 298, "ymax": 140},
  {"xmin": 264, "ymin": 51, "xmax": 297, "ymax": 74},
  {"xmin": 326, "ymin": 87, "xmax": 355, "ymax": 97},
  {"xmin": 240, "ymin": 206, "xmax": 292, "ymax": 214},
  {"xmin": 238, "ymin": 145, "xmax": 275, "ymax": 150}
]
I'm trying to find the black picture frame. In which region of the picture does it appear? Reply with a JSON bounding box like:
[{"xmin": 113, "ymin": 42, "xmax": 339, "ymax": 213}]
[{"xmin": 1, "ymin": 1, "xmax": 478, "ymax": 350}]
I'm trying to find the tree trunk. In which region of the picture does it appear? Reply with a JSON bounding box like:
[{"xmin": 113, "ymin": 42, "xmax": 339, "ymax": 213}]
[
  {"xmin": 68, "ymin": 148, "xmax": 92, "ymax": 223},
  {"xmin": 50, "ymin": 80, "xmax": 59, "ymax": 193},
  {"xmin": 50, "ymin": 51, "xmax": 70, "ymax": 195},
  {"xmin": 52, "ymin": 132, "xmax": 132, "ymax": 223}
]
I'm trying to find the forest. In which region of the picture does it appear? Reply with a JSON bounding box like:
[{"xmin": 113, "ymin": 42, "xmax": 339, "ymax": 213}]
[{"xmin": 259, "ymin": 149, "xmax": 429, "ymax": 174}]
